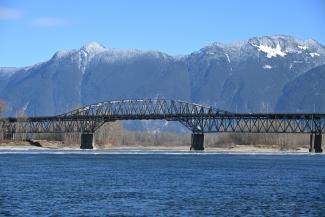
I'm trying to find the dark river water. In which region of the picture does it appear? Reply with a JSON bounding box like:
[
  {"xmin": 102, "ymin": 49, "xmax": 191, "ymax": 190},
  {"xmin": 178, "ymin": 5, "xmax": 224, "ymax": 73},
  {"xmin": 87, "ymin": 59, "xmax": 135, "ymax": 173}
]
[{"xmin": 1, "ymin": 150, "xmax": 325, "ymax": 216}]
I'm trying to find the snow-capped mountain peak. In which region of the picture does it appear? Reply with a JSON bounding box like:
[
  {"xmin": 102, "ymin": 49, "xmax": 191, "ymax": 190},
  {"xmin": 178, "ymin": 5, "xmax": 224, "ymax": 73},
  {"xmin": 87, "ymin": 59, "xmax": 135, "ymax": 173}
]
[
  {"xmin": 76, "ymin": 42, "xmax": 106, "ymax": 74},
  {"xmin": 80, "ymin": 42, "xmax": 106, "ymax": 54}
]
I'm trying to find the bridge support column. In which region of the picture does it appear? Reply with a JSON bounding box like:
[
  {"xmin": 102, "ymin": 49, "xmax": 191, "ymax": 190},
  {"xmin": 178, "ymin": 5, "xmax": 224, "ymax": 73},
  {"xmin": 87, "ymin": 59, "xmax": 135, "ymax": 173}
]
[
  {"xmin": 309, "ymin": 133, "xmax": 322, "ymax": 153},
  {"xmin": 190, "ymin": 133, "xmax": 204, "ymax": 151},
  {"xmin": 309, "ymin": 134, "xmax": 314, "ymax": 152},
  {"xmin": 80, "ymin": 133, "xmax": 94, "ymax": 149},
  {"xmin": 314, "ymin": 133, "xmax": 322, "ymax": 153}
]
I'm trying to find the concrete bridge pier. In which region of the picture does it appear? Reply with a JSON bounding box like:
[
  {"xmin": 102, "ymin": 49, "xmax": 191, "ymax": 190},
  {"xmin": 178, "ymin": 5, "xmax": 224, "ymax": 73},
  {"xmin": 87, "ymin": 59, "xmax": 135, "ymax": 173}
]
[
  {"xmin": 190, "ymin": 133, "xmax": 204, "ymax": 151},
  {"xmin": 314, "ymin": 133, "xmax": 322, "ymax": 153},
  {"xmin": 309, "ymin": 133, "xmax": 323, "ymax": 153},
  {"xmin": 309, "ymin": 134, "xmax": 314, "ymax": 152},
  {"xmin": 80, "ymin": 133, "xmax": 94, "ymax": 149}
]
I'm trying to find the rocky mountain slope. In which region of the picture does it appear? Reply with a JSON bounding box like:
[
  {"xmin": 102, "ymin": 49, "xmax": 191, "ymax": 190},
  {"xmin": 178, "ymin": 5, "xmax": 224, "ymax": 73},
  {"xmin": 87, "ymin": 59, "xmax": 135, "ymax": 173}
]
[
  {"xmin": 1, "ymin": 35, "xmax": 325, "ymax": 120},
  {"xmin": 275, "ymin": 64, "xmax": 325, "ymax": 112}
]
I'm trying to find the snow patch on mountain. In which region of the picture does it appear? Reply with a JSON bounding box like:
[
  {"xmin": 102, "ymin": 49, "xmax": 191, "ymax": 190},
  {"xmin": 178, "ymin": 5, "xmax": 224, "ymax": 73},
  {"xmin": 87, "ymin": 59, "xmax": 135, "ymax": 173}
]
[
  {"xmin": 21, "ymin": 101, "xmax": 30, "ymax": 113},
  {"xmin": 263, "ymin": 64, "xmax": 272, "ymax": 69},
  {"xmin": 81, "ymin": 42, "xmax": 106, "ymax": 54},
  {"xmin": 225, "ymin": 53, "xmax": 231, "ymax": 63},
  {"xmin": 78, "ymin": 42, "xmax": 107, "ymax": 74},
  {"xmin": 289, "ymin": 63, "xmax": 293, "ymax": 69},
  {"xmin": 53, "ymin": 49, "xmax": 75, "ymax": 59},
  {"xmin": 78, "ymin": 50, "xmax": 88, "ymax": 74},
  {"xmin": 211, "ymin": 40, "xmax": 247, "ymax": 49},
  {"xmin": 298, "ymin": 45, "xmax": 308, "ymax": 50},
  {"xmin": 94, "ymin": 48, "xmax": 154, "ymax": 63},
  {"xmin": 309, "ymin": 52, "xmax": 320, "ymax": 58},
  {"xmin": 252, "ymin": 43, "xmax": 287, "ymax": 58}
]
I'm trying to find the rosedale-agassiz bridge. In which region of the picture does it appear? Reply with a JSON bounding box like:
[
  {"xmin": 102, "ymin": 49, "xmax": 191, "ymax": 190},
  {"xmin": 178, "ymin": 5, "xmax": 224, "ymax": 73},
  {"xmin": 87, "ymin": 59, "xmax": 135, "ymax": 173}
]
[{"xmin": 0, "ymin": 99, "xmax": 324, "ymax": 152}]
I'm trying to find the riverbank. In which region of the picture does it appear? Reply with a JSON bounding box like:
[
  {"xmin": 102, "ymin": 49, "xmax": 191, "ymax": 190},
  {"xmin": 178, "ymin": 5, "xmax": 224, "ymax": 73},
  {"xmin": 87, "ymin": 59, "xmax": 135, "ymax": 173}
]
[{"xmin": 0, "ymin": 140, "xmax": 310, "ymax": 152}]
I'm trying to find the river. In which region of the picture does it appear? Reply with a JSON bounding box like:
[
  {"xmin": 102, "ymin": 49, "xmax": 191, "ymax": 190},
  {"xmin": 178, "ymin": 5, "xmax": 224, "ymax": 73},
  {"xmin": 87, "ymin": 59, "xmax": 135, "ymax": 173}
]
[{"xmin": 1, "ymin": 150, "xmax": 325, "ymax": 216}]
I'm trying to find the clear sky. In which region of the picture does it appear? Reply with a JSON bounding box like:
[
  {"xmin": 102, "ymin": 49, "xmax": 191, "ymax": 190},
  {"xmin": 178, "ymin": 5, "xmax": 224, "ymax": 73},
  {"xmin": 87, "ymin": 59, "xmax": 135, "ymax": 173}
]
[{"xmin": 0, "ymin": 0, "xmax": 324, "ymax": 67}]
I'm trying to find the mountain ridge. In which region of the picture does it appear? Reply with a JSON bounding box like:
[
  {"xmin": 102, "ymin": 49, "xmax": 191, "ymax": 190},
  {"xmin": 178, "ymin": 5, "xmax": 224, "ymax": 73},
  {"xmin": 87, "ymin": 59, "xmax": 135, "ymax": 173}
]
[{"xmin": 1, "ymin": 35, "xmax": 325, "ymax": 120}]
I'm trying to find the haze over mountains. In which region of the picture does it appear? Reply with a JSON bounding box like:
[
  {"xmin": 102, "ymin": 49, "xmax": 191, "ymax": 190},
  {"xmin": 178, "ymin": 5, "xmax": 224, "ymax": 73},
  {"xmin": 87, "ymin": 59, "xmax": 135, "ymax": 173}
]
[{"xmin": 1, "ymin": 35, "xmax": 325, "ymax": 119}]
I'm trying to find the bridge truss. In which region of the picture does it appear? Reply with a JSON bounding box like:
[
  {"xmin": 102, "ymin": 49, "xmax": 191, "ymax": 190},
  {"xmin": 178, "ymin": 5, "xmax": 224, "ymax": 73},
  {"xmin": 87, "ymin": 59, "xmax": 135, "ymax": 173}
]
[{"xmin": 0, "ymin": 99, "xmax": 324, "ymax": 151}]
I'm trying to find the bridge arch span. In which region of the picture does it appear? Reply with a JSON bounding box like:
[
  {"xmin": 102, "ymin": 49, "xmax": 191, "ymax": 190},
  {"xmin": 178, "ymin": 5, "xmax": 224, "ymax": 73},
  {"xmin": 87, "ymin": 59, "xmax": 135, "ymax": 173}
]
[{"xmin": 62, "ymin": 99, "xmax": 228, "ymax": 118}]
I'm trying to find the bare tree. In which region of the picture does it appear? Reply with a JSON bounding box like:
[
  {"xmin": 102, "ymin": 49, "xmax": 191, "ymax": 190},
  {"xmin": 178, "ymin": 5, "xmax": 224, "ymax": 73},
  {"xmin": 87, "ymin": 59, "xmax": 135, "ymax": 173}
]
[
  {"xmin": 0, "ymin": 100, "xmax": 6, "ymax": 141},
  {"xmin": 14, "ymin": 107, "xmax": 29, "ymax": 140},
  {"xmin": 0, "ymin": 100, "xmax": 6, "ymax": 116}
]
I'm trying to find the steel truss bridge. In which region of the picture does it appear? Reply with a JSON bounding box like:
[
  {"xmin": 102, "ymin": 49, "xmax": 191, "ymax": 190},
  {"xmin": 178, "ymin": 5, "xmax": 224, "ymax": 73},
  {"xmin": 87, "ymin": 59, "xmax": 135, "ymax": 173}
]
[{"xmin": 0, "ymin": 99, "xmax": 324, "ymax": 152}]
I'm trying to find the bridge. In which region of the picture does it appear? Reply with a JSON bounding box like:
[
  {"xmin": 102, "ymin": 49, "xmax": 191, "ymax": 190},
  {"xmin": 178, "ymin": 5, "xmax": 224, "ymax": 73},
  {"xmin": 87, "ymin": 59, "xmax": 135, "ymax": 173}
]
[{"xmin": 0, "ymin": 99, "xmax": 324, "ymax": 152}]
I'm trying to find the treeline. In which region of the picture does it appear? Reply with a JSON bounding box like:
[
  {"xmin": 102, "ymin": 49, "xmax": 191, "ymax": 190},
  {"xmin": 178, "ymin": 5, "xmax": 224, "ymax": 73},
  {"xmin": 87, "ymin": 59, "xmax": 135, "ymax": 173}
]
[
  {"xmin": 21, "ymin": 122, "xmax": 191, "ymax": 148},
  {"xmin": 205, "ymin": 133, "xmax": 309, "ymax": 150}
]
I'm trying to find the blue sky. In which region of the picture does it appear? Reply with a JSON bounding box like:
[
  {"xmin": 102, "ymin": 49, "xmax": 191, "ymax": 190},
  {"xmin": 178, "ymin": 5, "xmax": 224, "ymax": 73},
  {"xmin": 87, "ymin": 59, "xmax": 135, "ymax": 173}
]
[{"xmin": 0, "ymin": 0, "xmax": 324, "ymax": 67}]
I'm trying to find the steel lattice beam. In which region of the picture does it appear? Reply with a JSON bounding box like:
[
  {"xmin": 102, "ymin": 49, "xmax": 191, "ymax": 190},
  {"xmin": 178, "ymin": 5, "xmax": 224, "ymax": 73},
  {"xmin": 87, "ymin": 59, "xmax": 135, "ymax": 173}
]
[{"xmin": 0, "ymin": 99, "xmax": 324, "ymax": 135}]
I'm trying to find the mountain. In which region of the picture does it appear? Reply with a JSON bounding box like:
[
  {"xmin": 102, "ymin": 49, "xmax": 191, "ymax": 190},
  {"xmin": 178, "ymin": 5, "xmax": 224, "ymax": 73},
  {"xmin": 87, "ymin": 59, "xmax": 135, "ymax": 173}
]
[
  {"xmin": 0, "ymin": 35, "xmax": 325, "ymax": 123},
  {"xmin": 275, "ymin": 64, "xmax": 325, "ymax": 112},
  {"xmin": 0, "ymin": 43, "xmax": 190, "ymax": 116},
  {"xmin": 187, "ymin": 35, "xmax": 325, "ymax": 112},
  {"xmin": 80, "ymin": 44, "xmax": 190, "ymax": 106}
]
